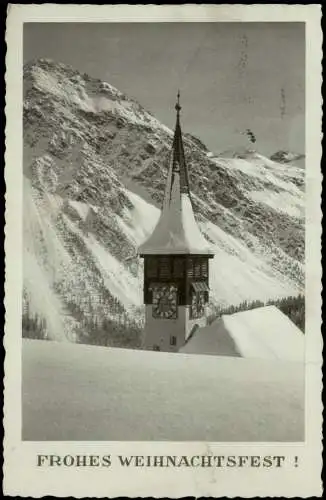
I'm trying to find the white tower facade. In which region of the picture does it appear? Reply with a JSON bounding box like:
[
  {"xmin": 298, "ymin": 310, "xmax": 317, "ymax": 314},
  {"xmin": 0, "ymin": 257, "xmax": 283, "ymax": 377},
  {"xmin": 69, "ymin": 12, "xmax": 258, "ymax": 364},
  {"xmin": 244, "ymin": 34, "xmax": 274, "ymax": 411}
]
[{"xmin": 138, "ymin": 93, "xmax": 215, "ymax": 352}]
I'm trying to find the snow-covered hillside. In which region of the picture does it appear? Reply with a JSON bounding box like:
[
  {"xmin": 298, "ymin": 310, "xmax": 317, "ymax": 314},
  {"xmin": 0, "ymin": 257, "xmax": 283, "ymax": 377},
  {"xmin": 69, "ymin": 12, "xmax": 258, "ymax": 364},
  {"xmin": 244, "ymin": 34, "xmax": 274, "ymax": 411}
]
[{"xmin": 23, "ymin": 59, "xmax": 305, "ymax": 343}]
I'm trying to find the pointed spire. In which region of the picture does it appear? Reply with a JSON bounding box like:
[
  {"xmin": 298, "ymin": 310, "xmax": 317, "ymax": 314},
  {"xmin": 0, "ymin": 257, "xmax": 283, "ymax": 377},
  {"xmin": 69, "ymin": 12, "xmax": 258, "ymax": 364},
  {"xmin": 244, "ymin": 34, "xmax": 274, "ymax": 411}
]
[
  {"xmin": 171, "ymin": 90, "xmax": 191, "ymax": 197},
  {"xmin": 175, "ymin": 89, "xmax": 181, "ymax": 113},
  {"xmin": 137, "ymin": 94, "xmax": 214, "ymax": 257}
]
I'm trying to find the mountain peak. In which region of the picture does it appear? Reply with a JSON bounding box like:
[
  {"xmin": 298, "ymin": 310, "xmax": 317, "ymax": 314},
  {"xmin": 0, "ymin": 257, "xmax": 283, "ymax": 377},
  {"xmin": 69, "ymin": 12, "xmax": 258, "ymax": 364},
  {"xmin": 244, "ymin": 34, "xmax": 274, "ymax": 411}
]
[
  {"xmin": 270, "ymin": 150, "xmax": 305, "ymax": 164},
  {"xmin": 209, "ymin": 146, "xmax": 258, "ymax": 160},
  {"xmin": 24, "ymin": 57, "xmax": 81, "ymax": 78},
  {"xmin": 24, "ymin": 57, "xmax": 127, "ymax": 102}
]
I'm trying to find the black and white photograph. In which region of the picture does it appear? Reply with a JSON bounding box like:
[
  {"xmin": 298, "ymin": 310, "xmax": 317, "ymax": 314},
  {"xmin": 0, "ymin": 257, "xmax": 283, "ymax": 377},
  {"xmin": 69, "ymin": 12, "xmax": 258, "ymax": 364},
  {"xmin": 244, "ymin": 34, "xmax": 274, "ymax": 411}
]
[
  {"xmin": 21, "ymin": 21, "xmax": 307, "ymax": 442},
  {"xmin": 3, "ymin": 4, "xmax": 322, "ymax": 498}
]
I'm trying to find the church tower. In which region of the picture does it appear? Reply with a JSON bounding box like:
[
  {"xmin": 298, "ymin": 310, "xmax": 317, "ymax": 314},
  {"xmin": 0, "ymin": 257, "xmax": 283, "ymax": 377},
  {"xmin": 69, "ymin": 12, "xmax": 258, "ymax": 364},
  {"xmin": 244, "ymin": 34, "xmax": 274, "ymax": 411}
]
[{"xmin": 138, "ymin": 92, "xmax": 214, "ymax": 352}]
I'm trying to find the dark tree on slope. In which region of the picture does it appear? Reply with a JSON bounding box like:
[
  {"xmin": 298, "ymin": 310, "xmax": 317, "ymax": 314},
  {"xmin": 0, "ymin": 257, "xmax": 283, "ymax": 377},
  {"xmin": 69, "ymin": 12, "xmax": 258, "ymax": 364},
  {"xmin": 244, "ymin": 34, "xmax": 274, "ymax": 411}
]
[
  {"xmin": 266, "ymin": 295, "xmax": 305, "ymax": 332},
  {"xmin": 208, "ymin": 294, "xmax": 305, "ymax": 332},
  {"xmin": 77, "ymin": 314, "xmax": 142, "ymax": 349},
  {"xmin": 22, "ymin": 306, "xmax": 48, "ymax": 340}
]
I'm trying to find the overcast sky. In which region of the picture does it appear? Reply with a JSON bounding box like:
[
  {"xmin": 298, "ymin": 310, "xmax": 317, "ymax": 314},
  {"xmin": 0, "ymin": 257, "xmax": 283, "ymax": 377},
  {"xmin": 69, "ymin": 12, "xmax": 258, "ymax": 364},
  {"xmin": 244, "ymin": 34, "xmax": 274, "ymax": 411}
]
[{"xmin": 24, "ymin": 22, "xmax": 305, "ymax": 156}]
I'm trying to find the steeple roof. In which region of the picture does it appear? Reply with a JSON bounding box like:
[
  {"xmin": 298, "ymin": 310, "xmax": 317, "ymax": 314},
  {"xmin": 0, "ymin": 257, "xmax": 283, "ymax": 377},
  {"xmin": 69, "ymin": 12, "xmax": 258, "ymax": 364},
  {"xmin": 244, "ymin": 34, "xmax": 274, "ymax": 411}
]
[
  {"xmin": 170, "ymin": 90, "xmax": 191, "ymax": 198},
  {"xmin": 138, "ymin": 92, "xmax": 214, "ymax": 256}
]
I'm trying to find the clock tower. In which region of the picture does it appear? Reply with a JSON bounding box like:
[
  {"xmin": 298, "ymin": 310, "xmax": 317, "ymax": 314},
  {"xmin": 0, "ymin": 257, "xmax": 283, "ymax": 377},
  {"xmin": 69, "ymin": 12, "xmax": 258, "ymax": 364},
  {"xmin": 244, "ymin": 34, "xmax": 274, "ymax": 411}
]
[{"xmin": 138, "ymin": 92, "xmax": 214, "ymax": 352}]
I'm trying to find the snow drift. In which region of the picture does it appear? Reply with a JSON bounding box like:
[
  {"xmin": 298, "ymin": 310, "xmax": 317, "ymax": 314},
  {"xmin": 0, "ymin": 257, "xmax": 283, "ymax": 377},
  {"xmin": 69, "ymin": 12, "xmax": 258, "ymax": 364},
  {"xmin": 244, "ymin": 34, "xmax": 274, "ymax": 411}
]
[
  {"xmin": 180, "ymin": 306, "xmax": 304, "ymax": 362},
  {"xmin": 22, "ymin": 338, "xmax": 304, "ymax": 442}
]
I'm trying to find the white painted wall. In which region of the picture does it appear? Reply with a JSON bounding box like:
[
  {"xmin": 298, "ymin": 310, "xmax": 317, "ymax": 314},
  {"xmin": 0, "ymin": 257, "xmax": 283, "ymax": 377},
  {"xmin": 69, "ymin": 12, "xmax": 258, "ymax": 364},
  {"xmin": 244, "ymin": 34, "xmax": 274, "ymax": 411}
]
[{"xmin": 143, "ymin": 305, "xmax": 207, "ymax": 352}]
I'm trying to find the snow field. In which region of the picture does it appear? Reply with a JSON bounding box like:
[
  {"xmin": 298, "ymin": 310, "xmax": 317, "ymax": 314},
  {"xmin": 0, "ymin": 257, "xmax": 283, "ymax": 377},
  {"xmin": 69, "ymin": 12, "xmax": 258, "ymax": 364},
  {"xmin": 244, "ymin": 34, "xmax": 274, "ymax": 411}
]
[{"xmin": 22, "ymin": 338, "xmax": 304, "ymax": 442}]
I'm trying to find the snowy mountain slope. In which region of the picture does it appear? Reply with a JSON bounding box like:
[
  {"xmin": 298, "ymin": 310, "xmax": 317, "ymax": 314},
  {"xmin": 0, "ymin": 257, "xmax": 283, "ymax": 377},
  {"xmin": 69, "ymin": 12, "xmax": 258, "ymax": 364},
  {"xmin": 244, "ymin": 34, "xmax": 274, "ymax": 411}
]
[
  {"xmin": 23, "ymin": 177, "xmax": 143, "ymax": 342},
  {"xmin": 23, "ymin": 59, "xmax": 305, "ymax": 343}
]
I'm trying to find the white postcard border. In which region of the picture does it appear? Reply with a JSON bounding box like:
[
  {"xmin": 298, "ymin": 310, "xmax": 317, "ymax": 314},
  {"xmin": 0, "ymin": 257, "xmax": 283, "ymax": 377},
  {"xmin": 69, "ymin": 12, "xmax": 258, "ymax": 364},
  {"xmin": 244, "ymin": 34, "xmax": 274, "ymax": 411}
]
[{"xmin": 4, "ymin": 4, "xmax": 323, "ymax": 497}]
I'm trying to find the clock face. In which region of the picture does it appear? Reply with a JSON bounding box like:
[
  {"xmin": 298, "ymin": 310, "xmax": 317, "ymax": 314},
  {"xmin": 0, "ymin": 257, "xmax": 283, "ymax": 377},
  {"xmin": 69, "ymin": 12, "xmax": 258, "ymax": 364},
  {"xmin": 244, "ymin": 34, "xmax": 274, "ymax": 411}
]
[
  {"xmin": 152, "ymin": 284, "xmax": 178, "ymax": 319},
  {"xmin": 191, "ymin": 291, "xmax": 205, "ymax": 319}
]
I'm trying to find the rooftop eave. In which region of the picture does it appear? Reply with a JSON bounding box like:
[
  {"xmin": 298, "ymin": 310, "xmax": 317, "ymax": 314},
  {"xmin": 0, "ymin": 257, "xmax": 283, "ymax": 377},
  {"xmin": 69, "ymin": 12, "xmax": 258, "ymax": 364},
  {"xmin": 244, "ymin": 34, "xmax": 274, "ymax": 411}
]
[{"xmin": 138, "ymin": 250, "xmax": 215, "ymax": 258}]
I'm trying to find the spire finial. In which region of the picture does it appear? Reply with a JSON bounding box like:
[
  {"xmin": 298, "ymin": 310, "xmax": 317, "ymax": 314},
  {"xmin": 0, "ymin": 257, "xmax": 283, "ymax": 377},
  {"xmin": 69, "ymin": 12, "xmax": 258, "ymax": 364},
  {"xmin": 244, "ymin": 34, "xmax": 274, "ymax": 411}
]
[{"xmin": 175, "ymin": 89, "xmax": 181, "ymax": 113}]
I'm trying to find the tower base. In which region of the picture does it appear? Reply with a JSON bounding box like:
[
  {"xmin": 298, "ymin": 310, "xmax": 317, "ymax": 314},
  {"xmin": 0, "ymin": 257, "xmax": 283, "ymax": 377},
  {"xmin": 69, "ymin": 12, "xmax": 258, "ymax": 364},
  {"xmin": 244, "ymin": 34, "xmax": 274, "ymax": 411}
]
[{"xmin": 142, "ymin": 305, "xmax": 207, "ymax": 352}]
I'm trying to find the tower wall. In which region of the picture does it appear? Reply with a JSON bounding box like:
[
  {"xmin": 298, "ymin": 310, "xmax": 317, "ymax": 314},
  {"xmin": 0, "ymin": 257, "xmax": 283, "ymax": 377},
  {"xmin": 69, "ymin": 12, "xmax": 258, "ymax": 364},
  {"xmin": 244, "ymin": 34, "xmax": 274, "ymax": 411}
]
[{"xmin": 143, "ymin": 305, "xmax": 207, "ymax": 352}]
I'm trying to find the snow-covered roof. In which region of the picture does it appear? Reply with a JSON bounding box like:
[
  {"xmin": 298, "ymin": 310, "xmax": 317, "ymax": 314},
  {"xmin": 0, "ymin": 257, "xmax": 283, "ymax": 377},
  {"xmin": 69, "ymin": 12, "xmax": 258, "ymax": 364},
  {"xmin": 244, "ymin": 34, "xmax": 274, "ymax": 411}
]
[
  {"xmin": 23, "ymin": 338, "xmax": 304, "ymax": 441},
  {"xmin": 138, "ymin": 97, "xmax": 214, "ymax": 256},
  {"xmin": 180, "ymin": 305, "xmax": 305, "ymax": 362}
]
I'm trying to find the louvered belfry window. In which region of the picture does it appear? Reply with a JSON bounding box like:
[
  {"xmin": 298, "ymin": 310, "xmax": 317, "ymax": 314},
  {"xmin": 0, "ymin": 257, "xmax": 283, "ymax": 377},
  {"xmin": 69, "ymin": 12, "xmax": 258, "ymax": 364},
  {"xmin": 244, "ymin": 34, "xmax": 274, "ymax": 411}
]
[
  {"xmin": 147, "ymin": 257, "xmax": 158, "ymax": 278},
  {"xmin": 173, "ymin": 257, "xmax": 184, "ymax": 278},
  {"xmin": 159, "ymin": 257, "xmax": 171, "ymax": 279},
  {"xmin": 187, "ymin": 257, "xmax": 209, "ymax": 279},
  {"xmin": 201, "ymin": 259, "xmax": 208, "ymax": 278},
  {"xmin": 194, "ymin": 259, "xmax": 201, "ymax": 278},
  {"xmin": 187, "ymin": 258, "xmax": 194, "ymax": 278}
]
